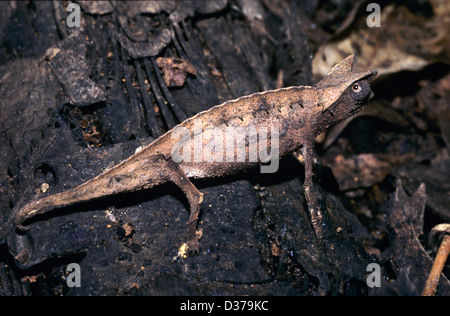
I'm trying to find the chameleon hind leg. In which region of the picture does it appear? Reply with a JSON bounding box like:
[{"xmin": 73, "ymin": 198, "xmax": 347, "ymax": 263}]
[{"xmin": 162, "ymin": 157, "xmax": 204, "ymax": 255}]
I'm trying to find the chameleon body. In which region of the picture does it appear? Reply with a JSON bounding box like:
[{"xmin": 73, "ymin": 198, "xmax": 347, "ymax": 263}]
[{"xmin": 7, "ymin": 54, "xmax": 376, "ymax": 262}]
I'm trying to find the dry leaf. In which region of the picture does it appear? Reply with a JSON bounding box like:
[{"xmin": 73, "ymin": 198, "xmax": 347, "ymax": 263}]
[
  {"xmin": 156, "ymin": 57, "xmax": 197, "ymax": 87},
  {"xmin": 329, "ymin": 153, "xmax": 412, "ymax": 191},
  {"xmin": 313, "ymin": 2, "xmax": 450, "ymax": 80}
]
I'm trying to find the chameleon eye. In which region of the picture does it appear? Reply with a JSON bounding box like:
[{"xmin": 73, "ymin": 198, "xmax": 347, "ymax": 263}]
[
  {"xmin": 352, "ymin": 83, "xmax": 361, "ymax": 92},
  {"xmin": 350, "ymin": 80, "xmax": 371, "ymax": 101}
]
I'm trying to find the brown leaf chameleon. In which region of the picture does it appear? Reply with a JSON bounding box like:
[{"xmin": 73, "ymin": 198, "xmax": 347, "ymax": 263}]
[{"xmin": 6, "ymin": 54, "xmax": 377, "ymax": 261}]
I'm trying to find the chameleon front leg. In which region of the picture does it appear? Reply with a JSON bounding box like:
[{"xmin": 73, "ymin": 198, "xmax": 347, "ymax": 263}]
[{"xmin": 301, "ymin": 138, "xmax": 324, "ymax": 239}]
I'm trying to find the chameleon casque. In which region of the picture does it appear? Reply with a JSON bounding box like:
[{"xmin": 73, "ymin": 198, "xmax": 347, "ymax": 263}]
[{"xmin": 3, "ymin": 54, "xmax": 377, "ymax": 266}]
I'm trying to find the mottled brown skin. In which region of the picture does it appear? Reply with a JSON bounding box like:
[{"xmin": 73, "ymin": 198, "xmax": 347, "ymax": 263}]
[{"xmin": 10, "ymin": 54, "xmax": 377, "ymax": 254}]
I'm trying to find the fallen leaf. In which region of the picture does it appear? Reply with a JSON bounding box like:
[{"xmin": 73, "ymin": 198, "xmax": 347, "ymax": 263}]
[
  {"xmin": 313, "ymin": 2, "xmax": 450, "ymax": 81},
  {"xmin": 156, "ymin": 57, "xmax": 197, "ymax": 87},
  {"xmin": 329, "ymin": 153, "xmax": 411, "ymax": 191},
  {"xmin": 377, "ymin": 178, "xmax": 450, "ymax": 295}
]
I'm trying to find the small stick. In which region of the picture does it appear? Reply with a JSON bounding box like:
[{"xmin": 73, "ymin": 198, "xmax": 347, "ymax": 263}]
[{"xmin": 422, "ymin": 234, "xmax": 450, "ymax": 296}]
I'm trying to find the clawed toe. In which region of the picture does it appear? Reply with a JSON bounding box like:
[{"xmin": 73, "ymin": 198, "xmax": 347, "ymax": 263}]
[
  {"xmin": 186, "ymin": 238, "xmax": 200, "ymax": 255},
  {"xmin": 186, "ymin": 229, "xmax": 203, "ymax": 255},
  {"xmin": 173, "ymin": 229, "xmax": 203, "ymax": 262}
]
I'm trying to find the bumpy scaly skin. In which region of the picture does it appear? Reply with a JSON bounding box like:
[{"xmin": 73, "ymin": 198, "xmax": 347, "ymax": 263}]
[{"xmin": 9, "ymin": 54, "xmax": 377, "ymax": 256}]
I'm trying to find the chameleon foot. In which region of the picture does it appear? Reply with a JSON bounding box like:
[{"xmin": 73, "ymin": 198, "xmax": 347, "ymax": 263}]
[
  {"xmin": 186, "ymin": 229, "xmax": 203, "ymax": 255},
  {"xmin": 173, "ymin": 229, "xmax": 203, "ymax": 261}
]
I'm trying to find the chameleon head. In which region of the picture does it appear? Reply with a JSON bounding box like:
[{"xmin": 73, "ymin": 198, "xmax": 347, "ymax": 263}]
[{"xmin": 313, "ymin": 54, "xmax": 377, "ymax": 133}]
